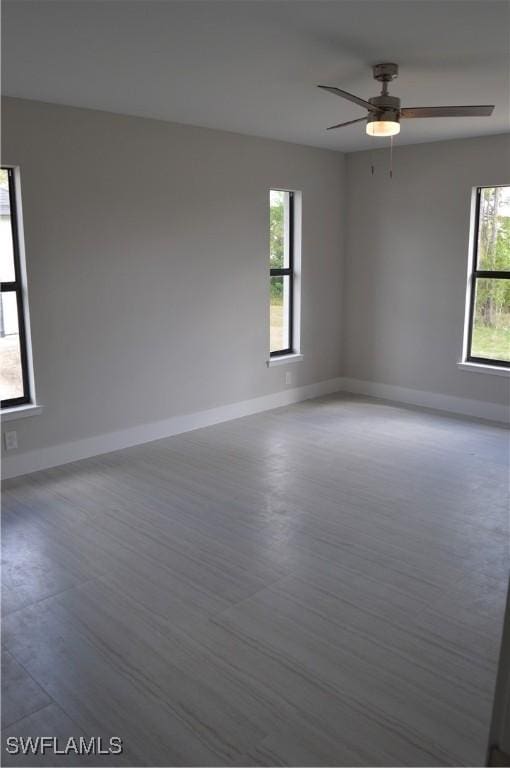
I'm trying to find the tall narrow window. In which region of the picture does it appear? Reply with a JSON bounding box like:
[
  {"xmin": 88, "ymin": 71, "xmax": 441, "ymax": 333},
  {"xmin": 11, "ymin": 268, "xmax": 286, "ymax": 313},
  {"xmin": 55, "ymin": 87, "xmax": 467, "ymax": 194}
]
[
  {"xmin": 466, "ymin": 186, "xmax": 510, "ymax": 367},
  {"xmin": 1, "ymin": 167, "xmax": 32, "ymax": 407},
  {"xmin": 270, "ymin": 189, "xmax": 294, "ymax": 356}
]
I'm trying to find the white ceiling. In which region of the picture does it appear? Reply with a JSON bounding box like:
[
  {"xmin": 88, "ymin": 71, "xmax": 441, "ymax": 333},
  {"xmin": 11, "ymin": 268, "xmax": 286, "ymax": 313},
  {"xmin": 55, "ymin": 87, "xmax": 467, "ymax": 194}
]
[{"xmin": 2, "ymin": 0, "xmax": 509, "ymax": 152}]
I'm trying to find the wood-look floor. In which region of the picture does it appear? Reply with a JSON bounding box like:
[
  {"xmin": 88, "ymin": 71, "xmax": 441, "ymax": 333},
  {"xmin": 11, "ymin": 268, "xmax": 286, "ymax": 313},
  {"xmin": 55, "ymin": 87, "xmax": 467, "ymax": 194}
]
[{"xmin": 2, "ymin": 394, "xmax": 509, "ymax": 766}]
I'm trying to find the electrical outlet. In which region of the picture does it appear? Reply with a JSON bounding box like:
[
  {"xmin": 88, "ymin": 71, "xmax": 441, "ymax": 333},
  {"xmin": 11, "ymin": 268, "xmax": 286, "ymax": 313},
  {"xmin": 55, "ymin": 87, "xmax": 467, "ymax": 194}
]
[
  {"xmin": 285, "ymin": 371, "xmax": 292, "ymax": 386},
  {"xmin": 4, "ymin": 430, "xmax": 18, "ymax": 451}
]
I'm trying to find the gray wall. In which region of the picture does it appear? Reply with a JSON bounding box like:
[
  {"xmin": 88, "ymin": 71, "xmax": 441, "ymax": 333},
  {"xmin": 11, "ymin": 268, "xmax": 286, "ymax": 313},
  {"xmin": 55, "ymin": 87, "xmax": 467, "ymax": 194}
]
[
  {"xmin": 343, "ymin": 134, "xmax": 510, "ymax": 406},
  {"xmin": 1, "ymin": 97, "xmax": 345, "ymax": 455},
  {"xmin": 2, "ymin": 98, "xmax": 508, "ymax": 466}
]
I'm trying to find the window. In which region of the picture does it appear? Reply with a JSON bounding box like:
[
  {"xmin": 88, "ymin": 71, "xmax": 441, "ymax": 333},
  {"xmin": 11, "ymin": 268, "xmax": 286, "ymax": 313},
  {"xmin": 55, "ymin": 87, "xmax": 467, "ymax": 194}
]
[
  {"xmin": 1, "ymin": 167, "xmax": 32, "ymax": 407},
  {"xmin": 270, "ymin": 189, "xmax": 295, "ymax": 356},
  {"xmin": 465, "ymin": 185, "xmax": 510, "ymax": 368}
]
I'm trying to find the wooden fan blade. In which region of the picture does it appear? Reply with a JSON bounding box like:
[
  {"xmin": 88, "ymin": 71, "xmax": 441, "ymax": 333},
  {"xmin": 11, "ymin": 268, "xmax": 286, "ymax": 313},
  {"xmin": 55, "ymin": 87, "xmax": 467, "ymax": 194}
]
[
  {"xmin": 401, "ymin": 105, "xmax": 494, "ymax": 118},
  {"xmin": 318, "ymin": 85, "xmax": 378, "ymax": 113},
  {"xmin": 327, "ymin": 117, "xmax": 367, "ymax": 130}
]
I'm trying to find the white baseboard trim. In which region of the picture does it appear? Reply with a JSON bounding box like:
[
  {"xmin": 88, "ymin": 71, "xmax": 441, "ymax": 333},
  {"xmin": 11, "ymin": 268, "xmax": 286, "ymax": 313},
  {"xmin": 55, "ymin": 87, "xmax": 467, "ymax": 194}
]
[
  {"xmin": 3, "ymin": 375, "xmax": 508, "ymax": 480},
  {"xmin": 1, "ymin": 376, "xmax": 343, "ymax": 480},
  {"xmin": 340, "ymin": 377, "xmax": 510, "ymax": 425}
]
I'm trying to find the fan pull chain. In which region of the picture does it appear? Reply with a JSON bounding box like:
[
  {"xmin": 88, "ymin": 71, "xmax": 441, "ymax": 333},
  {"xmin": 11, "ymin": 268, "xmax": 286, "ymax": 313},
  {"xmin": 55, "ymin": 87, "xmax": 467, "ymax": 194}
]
[
  {"xmin": 370, "ymin": 148, "xmax": 375, "ymax": 176},
  {"xmin": 389, "ymin": 135, "xmax": 394, "ymax": 178}
]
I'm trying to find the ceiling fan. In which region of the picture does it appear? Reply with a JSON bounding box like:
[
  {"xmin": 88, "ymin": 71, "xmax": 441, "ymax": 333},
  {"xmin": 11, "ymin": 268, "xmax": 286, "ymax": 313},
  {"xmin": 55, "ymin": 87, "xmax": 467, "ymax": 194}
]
[{"xmin": 318, "ymin": 63, "xmax": 494, "ymax": 137}]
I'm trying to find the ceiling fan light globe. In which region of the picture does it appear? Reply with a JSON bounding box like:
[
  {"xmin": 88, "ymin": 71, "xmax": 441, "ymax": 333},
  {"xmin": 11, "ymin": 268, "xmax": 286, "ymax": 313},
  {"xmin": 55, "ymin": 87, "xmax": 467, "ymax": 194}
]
[{"xmin": 366, "ymin": 119, "xmax": 401, "ymax": 137}]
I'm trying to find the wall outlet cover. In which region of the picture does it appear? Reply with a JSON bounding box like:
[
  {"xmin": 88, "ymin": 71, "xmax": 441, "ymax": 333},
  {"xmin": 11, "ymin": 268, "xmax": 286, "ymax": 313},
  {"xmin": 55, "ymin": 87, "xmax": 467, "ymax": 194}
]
[{"xmin": 4, "ymin": 431, "xmax": 18, "ymax": 451}]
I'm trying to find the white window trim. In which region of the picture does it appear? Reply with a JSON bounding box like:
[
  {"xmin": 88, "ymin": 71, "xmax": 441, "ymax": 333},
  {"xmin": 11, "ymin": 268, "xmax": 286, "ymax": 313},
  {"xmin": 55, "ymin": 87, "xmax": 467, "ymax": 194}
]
[
  {"xmin": 267, "ymin": 353, "xmax": 303, "ymax": 367},
  {"xmin": 457, "ymin": 361, "xmax": 510, "ymax": 378},
  {"xmin": 2, "ymin": 404, "xmax": 43, "ymax": 422}
]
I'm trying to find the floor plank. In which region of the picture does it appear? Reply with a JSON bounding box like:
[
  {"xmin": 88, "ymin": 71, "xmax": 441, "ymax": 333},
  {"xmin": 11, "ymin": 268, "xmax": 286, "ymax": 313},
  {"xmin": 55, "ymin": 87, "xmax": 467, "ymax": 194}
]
[{"xmin": 1, "ymin": 651, "xmax": 51, "ymax": 729}]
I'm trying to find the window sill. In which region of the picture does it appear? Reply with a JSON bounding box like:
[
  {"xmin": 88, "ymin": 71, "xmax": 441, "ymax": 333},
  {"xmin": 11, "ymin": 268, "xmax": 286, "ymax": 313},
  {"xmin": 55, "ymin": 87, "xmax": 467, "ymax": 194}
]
[
  {"xmin": 267, "ymin": 353, "xmax": 303, "ymax": 367},
  {"xmin": 457, "ymin": 362, "xmax": 510, "ymax": 378},
  {"xmin": 1, "ymin": 404, "xmax": 43, "ymax": 422}
]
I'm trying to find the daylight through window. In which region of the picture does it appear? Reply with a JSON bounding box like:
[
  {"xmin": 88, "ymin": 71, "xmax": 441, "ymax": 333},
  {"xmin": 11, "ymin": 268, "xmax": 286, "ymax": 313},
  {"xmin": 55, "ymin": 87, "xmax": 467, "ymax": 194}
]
[
  {"xmin": 465, "ymin": 186, "xmax": 510, "ymax": 367},
  {"xmin": 1, "ymin": 167, "xmax": 31, "ymax": 406},
  {"xmin": 270, "ymin": 190, "xmax": 295, "ymax": 356}
]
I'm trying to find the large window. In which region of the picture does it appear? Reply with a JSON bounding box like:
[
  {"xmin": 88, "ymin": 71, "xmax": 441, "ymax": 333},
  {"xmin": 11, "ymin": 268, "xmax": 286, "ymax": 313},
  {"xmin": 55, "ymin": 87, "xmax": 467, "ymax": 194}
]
[
  {"xmin": 466, "ymin": 185, "xmax": 510, "ymax": 368},
  {"xmin": 1, "ymin": 167, "xmax": 31, "ymax": 407},
  {"xmin": 270, "ymin": 189, "xmax": 295, "ymax": 356}
]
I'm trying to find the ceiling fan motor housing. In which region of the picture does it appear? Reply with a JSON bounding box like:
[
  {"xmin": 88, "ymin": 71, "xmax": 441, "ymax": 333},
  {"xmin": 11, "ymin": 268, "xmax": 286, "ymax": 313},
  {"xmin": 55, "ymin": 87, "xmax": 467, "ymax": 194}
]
[{"xmin": 368, "ymin": 94, "xmax": 401, "ymax": 124}]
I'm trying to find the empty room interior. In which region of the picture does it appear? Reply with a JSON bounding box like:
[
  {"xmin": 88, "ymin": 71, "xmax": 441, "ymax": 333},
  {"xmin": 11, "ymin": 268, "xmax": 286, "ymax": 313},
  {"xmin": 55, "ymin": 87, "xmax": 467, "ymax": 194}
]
[{"xmin": 1, "ymin": 1, "xmax": 510, "ymax": 766}]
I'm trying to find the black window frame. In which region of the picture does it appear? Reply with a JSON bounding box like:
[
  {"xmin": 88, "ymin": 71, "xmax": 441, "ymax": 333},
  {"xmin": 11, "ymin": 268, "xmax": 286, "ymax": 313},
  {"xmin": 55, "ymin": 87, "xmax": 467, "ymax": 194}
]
[
  {"xmin": 270, "ymin": 189, "xmax": 295, "ymax": 357},
  {"xmin": 466, "ymin": 185, "xmax": 510, "ymax": 369},
  {"xmin": 1, "ymin": 167, "xmax": 31, "ymax": 408}
]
